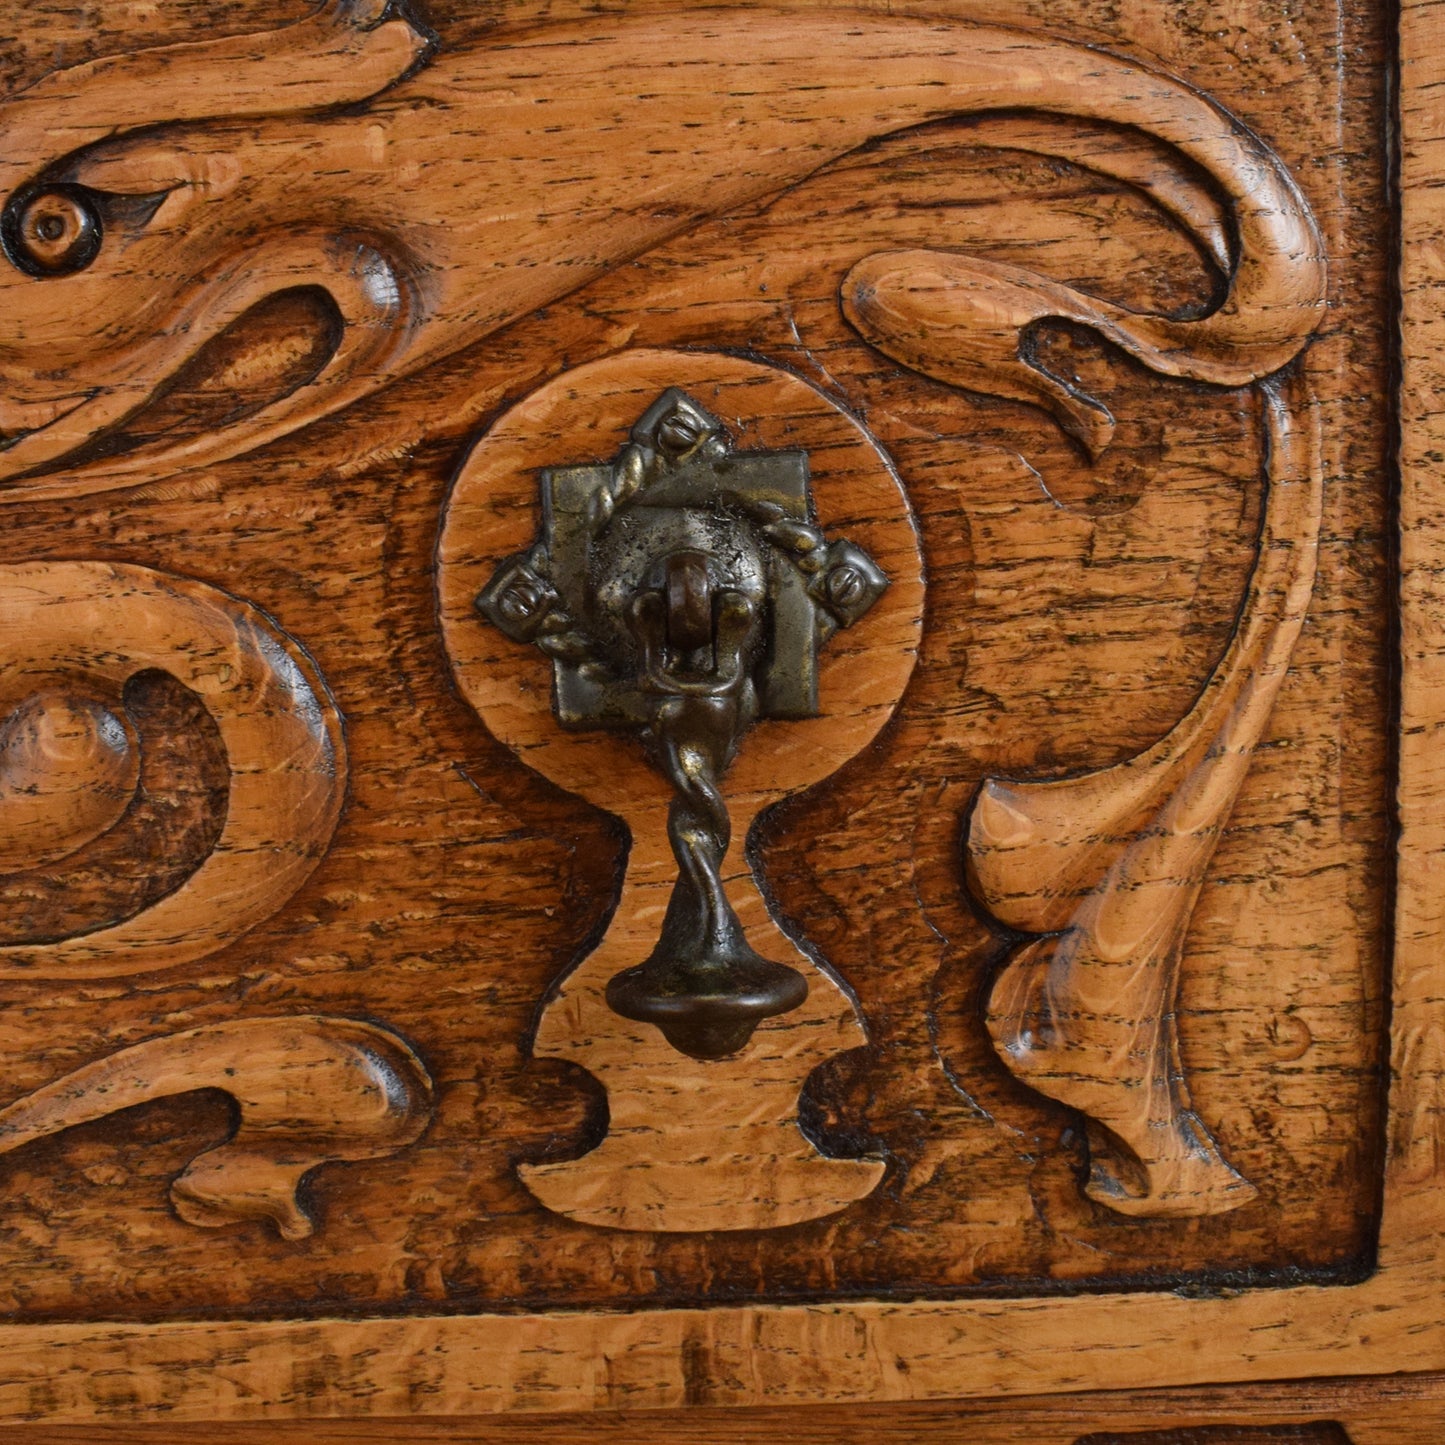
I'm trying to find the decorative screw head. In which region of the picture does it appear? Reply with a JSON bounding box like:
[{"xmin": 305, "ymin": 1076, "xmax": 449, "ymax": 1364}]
[
  {"xmin": 498, "ymin": 578, "xmax": 546, "ymax": 624},
  {"xmin": 824, "ymin": 565, "xmax": 866, "ymax": 609},
  {"xmin": 657, "ymin": 409, "xmax": 703, "ymax": 457},
  {"xmin": 475, "ymin": 554, "xmax": 560, "ymax": 644},
  {"xmin": 808, "ymin": 539, "xmax": 888, "ymax": 628},
  {"xmin": 632, "ymin": 388, "xmax": 726, "ymax": 465}
]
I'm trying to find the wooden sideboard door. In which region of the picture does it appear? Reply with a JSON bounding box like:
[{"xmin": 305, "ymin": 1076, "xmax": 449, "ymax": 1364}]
[{"xmin": 0, "ymin": 1, "xmax": 1438, "ymax": 1440}]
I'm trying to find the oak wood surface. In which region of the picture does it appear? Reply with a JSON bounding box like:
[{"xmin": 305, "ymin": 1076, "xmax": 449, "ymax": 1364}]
[
  {"xmin": 438, "ymin": 349, "xmax": 923, "ymax": 1232},
  {"xmin": 0, "ymin": 0, "xmax": 1427, "ymax": 1433},
  {"xmin": 5, "ymin": 1373, "xmax": 1445, "ymax": 1444},
  {"xmin": 0, "ymin": 0, "xmax": 1391, "ymax": 1321}
]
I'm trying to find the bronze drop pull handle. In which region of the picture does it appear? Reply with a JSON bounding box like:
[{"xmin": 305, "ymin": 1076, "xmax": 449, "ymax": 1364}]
[
  {"xmin": 476, "ymin": 388, "xmax": 888, "ymax": 1059},
  {"xmin": 609, "ymin": 549, "xmax": 803, "ymax": 1061}
]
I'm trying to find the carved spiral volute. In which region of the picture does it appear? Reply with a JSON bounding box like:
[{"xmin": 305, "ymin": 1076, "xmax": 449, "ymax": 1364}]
[
  {"xmin": 0, "ymin": 562, "xmax": 346, "ymax": 979},
  {"xmin": 0, "ymin": 687, "xmax": 138, "ymax": 872}
]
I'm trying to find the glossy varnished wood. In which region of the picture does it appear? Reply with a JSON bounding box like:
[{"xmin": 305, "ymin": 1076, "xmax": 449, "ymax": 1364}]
[
  {"xmin": 0, "ymin": 0, "xmax": 1392, "ymax": 1319},
  {"xmin": 0, "ymin": 0, "xmax": 1423, "ymax": 1435}
]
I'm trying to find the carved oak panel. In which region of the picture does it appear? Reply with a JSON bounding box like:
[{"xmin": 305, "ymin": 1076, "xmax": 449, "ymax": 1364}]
[{"xmin": 0, "ymin": 0, "xmax": 1430, "ymax": 1434}]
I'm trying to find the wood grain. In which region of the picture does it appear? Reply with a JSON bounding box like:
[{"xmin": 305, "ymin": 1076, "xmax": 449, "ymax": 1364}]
[
  {"xmin": 970, "ymin": 371, "xmax": 1322, "ymax": 1217},
  {"xmin": 0, "ymin": 0, "xmax": 1391, "ymax": 1316},
  {"xmin": 1389, "ymin": 0, "xmax": 1445, "ymax": 1230},
  {"xmin": 0, "ymin": 562, "xmax": 345, "ymax": 977},
  {"xmin": 1075, "ymin": 1429, "xmax": 1349, "ymax": 1445},
  {"xmin": 0, "ymin": 691, "xmax": 138, "ymax": 871},
  {"xmin": 0, "ymin": 672, "xmax": 227, "ymax": 946},
  {"xmin": 0, "ymin": 5, "xmax": 1325, "ymax": 496},
  {"xmin": 0, "ymin": 1372, "xmax": 1439, "ymax": 1442},
  {"xmin": 0, "ymin": 0, "xmax": 1418, "ymax": 1431},
  {"xmin": 0, "ymin": 1015, "xmax": 433, "ymax": 1241}
]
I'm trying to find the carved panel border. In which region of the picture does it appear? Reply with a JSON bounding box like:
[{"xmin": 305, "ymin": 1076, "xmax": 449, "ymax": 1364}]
[{"xmin": 0, "ymin": 0, "xmax": 1431, "ymax": 1426}]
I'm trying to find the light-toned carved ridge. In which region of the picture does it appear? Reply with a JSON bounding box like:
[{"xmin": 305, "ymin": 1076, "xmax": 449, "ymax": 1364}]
[
  {"xmin": 0, "ymin": 7, "xmax": 1321, "ymax": 497},
  {"xmin": 0, "ymin": 1016, "xmax": 434, "ymax": 1240},
  {"xmin": 0, "ymin": 690, "xmax": 139, "ymax": 870}
]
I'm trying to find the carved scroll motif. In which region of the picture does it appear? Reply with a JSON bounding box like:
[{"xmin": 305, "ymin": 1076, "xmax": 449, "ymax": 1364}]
[
  {"xmin": 0, "ymin": 6, "xmax": 1331, "ymax": 1233},
  {"xmin": 0, "ymin": 691, "xmax": 139, "ymax": 871},
  {"xmin": 968, "ymin": 378, "xmax": 1321, "ymax": 1218},
  {"xmin": 0, "ymin": 6, "xmax": 1322, "ymax": 501},
  {"xmin": 0, "ymin": 0, "xmax": 431, "ymax": 491},
  {"xmin": 0, "ymin": 568, "xmax": 441, "ymax": 1235},
  {"xmin": 828, "ymin": 71, "xmax": 1326, "ymax": 1210},
  {"xmin": 0, "ymin": 1017, "xmax": 433, "ymax": 1241},
  {"xmin": 0, "ymin": 562, "xmax": 345, "ymax": 978}
]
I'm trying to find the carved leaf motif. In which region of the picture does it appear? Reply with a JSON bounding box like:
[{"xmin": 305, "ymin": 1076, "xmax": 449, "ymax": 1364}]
[
  {"xmin": 802, "ymin": 25, "xmax": 1328, "ymax": 1215},
  {"xmin": 963, "ymin": 362, "xmax": 1322, "ymax": 1216},
  {"xmin": 0, "ymin": 4, "xmax": 1333, "ymax": 1236}
]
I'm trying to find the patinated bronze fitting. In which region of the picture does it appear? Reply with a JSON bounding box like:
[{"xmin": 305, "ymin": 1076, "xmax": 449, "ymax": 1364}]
[{"xmin": 476, "ymin": 388, "xmax": 888, "ymax": 1059}]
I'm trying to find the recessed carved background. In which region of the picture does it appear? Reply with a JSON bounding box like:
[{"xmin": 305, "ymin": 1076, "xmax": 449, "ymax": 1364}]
[
  {"xmin": 1076, "ymin": 1426, "xmax": 1353, "ymax": 1445},
  {"xmin": 0, "ymin": 0, "xmax": 1392, "ymax": 1321}
]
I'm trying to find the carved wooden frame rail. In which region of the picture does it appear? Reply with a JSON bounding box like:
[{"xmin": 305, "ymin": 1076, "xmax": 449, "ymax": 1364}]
[{"xmin": 0, "ymin": 0, "xmax": 1435, "ymax": 1430}]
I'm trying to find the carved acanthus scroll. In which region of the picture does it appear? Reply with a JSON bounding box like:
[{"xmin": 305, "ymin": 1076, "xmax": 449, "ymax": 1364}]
[
  {"xmin": 968, "ymin": 378, "xmax": 1321, "ymax": 1216},
  {"xmin": 841, "ymin": 124, "xmax": 1323, "ymax": 458},
  {"xmin": 0, "ymin": 0, "xmax": 430, "ymax": 489},
  {"xmin": 0, "ymin": 5, "xmax": 1332, "ymax": 1237},
  {"xmin": 0, "ymin": 6, "xmax": 1323, "ymax": 502},
  {"xmin": 827, "ymin": 46, "xmax": 1327, "ymax": 1212},
  {"xmin": 0, "ymin": 563, "xmax": 442, "ymax": 1236}
]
